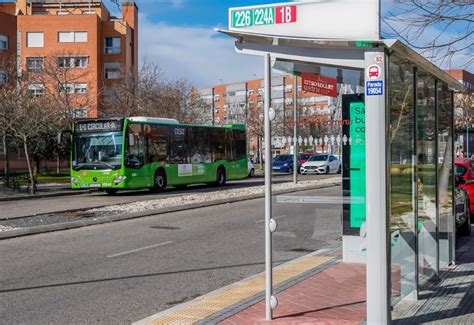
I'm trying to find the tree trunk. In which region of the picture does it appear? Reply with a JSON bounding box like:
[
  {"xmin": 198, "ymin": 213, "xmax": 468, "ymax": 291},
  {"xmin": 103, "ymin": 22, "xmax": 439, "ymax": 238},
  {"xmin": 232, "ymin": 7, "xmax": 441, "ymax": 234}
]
[
  {"xmin": 22, "ymin": 136, "xmax": 35, "ymax": 194},
  {"xmin": 2, "ymin": 132, "xmax": 8, "ymax": 178}
]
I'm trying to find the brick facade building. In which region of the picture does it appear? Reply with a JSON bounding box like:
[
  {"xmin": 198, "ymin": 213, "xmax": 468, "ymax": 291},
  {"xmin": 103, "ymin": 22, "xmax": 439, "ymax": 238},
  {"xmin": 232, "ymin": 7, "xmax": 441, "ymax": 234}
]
[
  {"xmin": 0, "ymin": 0, "xmax": 138, "ymax": 118},
  {"xmin": 0, "ymin": 0, "xmax": 138, "ymax": 172}
]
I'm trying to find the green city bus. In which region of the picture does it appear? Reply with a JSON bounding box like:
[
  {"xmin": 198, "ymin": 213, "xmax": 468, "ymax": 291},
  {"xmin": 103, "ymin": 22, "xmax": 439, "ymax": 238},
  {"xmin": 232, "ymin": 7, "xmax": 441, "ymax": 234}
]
[{"xmin": 68, "ymin": 117, "xmax": 248, "ymax": 194}]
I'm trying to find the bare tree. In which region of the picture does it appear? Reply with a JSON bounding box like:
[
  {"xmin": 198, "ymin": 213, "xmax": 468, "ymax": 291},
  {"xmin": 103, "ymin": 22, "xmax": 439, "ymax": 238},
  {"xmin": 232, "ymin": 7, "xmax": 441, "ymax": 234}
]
[
  {"xmin": 384, "ymin": 1, "xmax": 473, "ymax": 68},
  {"xmin": 0, "ymin": 55, "xmax": 18, "ymax": 179},
  {"xmin": 38, "ymin": 51, "xmax": 93, "ymax": 123},
  {"xmin": 101, "ymin": 59, "xmax": 208, "ymax": 124},
  {"xmin": 0, "ymin": 58, "xmax": 63, "ymax": 193}
]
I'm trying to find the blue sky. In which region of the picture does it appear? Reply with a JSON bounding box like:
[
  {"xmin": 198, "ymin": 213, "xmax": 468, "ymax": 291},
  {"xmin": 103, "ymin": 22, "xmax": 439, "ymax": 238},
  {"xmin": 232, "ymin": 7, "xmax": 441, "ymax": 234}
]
[{"xmin": 103, "ymin": 0, "xmax": 472, "ymax": 87}]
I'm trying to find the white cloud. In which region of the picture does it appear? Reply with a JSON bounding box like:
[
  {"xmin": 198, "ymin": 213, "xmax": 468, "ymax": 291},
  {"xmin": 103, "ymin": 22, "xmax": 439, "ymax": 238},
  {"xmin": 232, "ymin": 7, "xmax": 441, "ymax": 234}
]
[
  {"xmin": 170, "ymin": 0, "xmax": 184, "ymax": 8},
  {"xmin": 138, "ymin": 14, "xmax": 263, "ymax": 88}
]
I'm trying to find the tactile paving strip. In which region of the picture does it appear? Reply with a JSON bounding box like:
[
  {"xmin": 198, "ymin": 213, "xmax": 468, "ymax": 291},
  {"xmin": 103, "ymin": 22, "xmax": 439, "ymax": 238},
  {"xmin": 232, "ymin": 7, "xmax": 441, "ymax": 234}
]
[{"xmin": 143, "ymin": 255, "xmax": 334, "ymax": 325}]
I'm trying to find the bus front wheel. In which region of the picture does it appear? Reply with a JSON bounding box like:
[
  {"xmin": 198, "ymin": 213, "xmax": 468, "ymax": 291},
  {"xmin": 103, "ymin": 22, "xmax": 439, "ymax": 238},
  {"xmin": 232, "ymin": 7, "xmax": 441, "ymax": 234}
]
[
  {"xmin": 153, "ymin": 169, "xmax": 166, "ymax": 192},
  {"xmin": 216, "ymin": 167, "xmax": 226, "ymax": 186}
]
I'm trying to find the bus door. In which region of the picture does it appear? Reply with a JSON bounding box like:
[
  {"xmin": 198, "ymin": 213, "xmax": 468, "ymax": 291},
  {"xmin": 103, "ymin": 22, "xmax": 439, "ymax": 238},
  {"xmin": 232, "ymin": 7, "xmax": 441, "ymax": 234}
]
[
  {"xmin": 190, "ymin": 127, "xmax": 211, "ymax": 184},
  {"xmin": 168, "ymin": 126, "xmax": 193, "ymax": 186},
  {"xmin": 126, "ymin": 124, "xmax": 149, "ymax": 188}
]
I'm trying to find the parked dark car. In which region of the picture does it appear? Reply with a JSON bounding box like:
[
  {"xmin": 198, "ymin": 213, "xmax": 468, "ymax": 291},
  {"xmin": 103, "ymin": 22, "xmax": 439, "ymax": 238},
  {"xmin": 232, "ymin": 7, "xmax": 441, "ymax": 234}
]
[{"xmin": 455, "ymin": 186, "xmax": 471, "ymax": 236}]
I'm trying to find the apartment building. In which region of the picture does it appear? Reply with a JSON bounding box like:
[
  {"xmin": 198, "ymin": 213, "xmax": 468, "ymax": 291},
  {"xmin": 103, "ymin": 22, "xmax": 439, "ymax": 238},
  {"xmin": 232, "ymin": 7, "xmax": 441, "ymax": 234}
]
[
  {"xmin": 446, "ymin": 69, "xmax": 474, "ymax": 92},
  {"xmin": 0, "ymin": 0, "xmax": 138, "ymax": 118}
]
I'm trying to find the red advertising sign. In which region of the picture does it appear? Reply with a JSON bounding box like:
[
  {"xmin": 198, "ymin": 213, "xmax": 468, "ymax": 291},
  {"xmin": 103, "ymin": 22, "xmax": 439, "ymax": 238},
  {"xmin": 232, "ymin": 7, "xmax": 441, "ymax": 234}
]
[
  {"xmin": 301, "ymin": 73, "xmax": 338, "ymax": 97},
  {"xmin": 275, "ymin": 5, "xmax": 297, "ymax": 24}
]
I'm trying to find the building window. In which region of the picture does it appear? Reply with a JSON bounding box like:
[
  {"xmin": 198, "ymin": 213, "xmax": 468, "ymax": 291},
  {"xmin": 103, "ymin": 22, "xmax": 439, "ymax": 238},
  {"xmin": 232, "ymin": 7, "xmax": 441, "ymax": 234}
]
[
  {"xmin": 0, "ymin": 70, "xmax": 6, "ymax": 85},
  {"xmin": 60, "ymin": 83, "xmax": 88, "ymax": 94},
  {"xmin": 104, "ymin": 62, "xmax": 121, "ymax": 80},
  {"xmin": 105, "ymin": 37, "xmax": 121, "ymax": 54},
  {"xmin": 27, "ymin": 84, "xmax": 44, "ymax": 97},
  {"xmin": 58, "ymin": 56, "xmax": 88, "ymax": 68},
  {"xmin": 67, "ymin": 108, "xmax": 88, "ymax": 119},
  {"xmin": 27, "ymin": 32, "xmax": 44, "ymax": 48},
  {"xmin": 74, "ymin": 83, "xmax": 88, "ymax": 94},
  {"xmin": 58, "ymin": 31, "xmax": 88, "ymax": 43},
  {"xmin": 26, "ymin": 57, "xmax": 44, "ymax": 72},
  {"xmin": 0, "ymin": 35, "xmax": 8, "ymax": 50}
]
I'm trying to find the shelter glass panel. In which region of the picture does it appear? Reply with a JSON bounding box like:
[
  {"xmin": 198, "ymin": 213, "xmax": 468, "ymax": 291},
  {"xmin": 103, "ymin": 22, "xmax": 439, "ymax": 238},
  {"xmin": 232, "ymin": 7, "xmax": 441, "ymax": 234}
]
[
  {"xmin": 389, "ymin": 58, "xmax": 416, "ymax": 303},
  {"xmin": 416, "ymin": 70, "xmax": 438, "ymax": 286},
  {"xmin": 437, "ymin": 82, "xmax": 454, "ymax": 267}
]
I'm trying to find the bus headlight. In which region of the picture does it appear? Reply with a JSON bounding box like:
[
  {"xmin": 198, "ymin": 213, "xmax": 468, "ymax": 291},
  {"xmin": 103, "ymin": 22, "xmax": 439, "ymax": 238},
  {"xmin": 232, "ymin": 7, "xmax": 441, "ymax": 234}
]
[
  {"xmin": 71, "ymin": 176, "xmax": 79, "ymax": 184},
  {"xmin": 114, "ymin": 176, "xmax": 127, "ymax": 183}
]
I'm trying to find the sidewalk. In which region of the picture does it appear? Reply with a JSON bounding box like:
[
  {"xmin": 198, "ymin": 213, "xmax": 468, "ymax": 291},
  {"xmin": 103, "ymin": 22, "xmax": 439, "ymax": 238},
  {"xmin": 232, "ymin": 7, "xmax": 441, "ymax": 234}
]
[
  {"xmin": 392, "ymin": 234, "xmax": 474, "ymax": 324},
  {"xmin": 135, "ymin": 233, "xmax": 474, "ymax": 325},
  {"xmin": 134, "ymin": 249, "xmax": 367, "ymax": 325},
  {"xmin": 0, "ymin": 183, "xmax": 87, "ymax": 201}
]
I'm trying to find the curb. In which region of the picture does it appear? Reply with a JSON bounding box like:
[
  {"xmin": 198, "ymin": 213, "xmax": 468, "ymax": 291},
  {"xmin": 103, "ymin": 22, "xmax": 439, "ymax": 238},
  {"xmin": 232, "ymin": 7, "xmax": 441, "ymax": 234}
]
[
  {"xmin": 0, "ymin": 189, "xmax": 91, "ymax": 202},
  {"xmin": 0, "ymin": 181, "xmax": 340, "ymax": 240}
]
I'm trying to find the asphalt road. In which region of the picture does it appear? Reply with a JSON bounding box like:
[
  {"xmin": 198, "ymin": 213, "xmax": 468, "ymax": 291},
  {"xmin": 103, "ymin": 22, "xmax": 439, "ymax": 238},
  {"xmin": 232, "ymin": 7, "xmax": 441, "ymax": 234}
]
[
  {"xmin": 0, "ymin": 185, "xmax": 342, "ymax": 324},
  {"xmin": 1, "ymin": 173, "xmax": 335, "ymax": 219}
]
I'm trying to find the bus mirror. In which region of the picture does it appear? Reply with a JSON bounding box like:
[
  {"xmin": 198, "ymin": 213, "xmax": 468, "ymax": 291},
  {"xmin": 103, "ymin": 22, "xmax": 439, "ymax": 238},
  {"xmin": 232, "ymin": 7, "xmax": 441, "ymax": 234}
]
[{"xmin": 129, "ymin": 133, "xmax": 135, "ymax": 146}]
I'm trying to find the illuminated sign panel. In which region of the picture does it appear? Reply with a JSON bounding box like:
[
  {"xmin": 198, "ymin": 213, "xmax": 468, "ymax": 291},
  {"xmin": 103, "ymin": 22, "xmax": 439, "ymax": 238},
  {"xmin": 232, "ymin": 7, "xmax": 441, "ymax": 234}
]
[
  {"xmin": 75, "ymin": 120, "xmax": 123, "ymax": 133},
  {"xmin": 229, "ymin": 1, "xmax": 379, "ymax": 40},
  {"xmin": 231, "ymin": 5, "xmax": 296, "ymax": 28}
]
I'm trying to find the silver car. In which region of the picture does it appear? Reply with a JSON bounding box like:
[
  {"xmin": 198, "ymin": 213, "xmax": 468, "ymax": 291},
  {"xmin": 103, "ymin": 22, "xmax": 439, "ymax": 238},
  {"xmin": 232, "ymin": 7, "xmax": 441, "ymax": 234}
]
[{"xmin": 300, "ymin": 154, "xmax": 341, "ymax": 175}]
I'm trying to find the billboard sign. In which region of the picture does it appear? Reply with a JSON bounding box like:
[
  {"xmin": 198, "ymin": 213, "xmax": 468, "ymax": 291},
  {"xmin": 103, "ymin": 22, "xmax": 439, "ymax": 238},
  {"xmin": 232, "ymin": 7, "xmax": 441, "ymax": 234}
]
[{"xmin": 301, "ymin": 73, "xmax": 338, "ymax": 97}]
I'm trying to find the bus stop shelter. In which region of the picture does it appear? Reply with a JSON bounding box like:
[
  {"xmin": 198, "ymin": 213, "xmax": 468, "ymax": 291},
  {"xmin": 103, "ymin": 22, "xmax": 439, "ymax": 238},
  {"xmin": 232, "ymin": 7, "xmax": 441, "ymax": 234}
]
[{"xmin": 218, "ymin": 1, "xmax": 466, "ymax": 323}]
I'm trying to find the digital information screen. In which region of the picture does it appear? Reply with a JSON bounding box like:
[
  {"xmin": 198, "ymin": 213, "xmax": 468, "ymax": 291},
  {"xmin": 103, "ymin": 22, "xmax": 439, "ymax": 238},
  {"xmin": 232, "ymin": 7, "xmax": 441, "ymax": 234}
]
[
  {"xmin": 342, "ymin": 94, "xmax": 366, "ymax": 235},
  {"xmin": 75, "ymin": 119, "xmax": 123, "ymax": 133}
]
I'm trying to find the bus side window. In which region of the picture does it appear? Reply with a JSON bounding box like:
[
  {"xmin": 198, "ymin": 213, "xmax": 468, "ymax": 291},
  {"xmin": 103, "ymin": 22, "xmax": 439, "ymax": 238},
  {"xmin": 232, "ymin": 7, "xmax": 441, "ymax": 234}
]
[
  {"xmin": 212, "ymin": 129, "xmax": 225, "ymax": 162},
  {"xmin": 235, "ymin": 130, "xmax": 246, "ymax": 160},
  {"xmin": 147, "ymin": 126, "xmax": 167, "ymax": 163},
  {"xmin": 189, "ymin": 127, "xmax": 210, "ymax": 164},
  {"xmin": 126, "ymin": 124, "xmax": 145, "ymax": 168},
  {"xmin": 168, "ymin": 126, "xmax": 188, "ymax": 164}
]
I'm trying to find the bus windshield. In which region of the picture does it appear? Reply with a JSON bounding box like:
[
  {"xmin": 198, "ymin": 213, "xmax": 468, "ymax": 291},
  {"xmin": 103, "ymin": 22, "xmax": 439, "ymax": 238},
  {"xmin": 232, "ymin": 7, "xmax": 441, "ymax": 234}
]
[{"xmin": 74, "ymin": 132, "xmax": 123, "ymax": 170}]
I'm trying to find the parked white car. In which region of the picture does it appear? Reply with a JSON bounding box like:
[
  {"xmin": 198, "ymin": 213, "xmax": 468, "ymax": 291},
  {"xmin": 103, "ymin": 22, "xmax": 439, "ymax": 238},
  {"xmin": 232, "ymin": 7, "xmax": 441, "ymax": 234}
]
[
  {"xmin": 300, "ymin": 154, "xmax": 341, "ymax": 175},
  {"xmin": 247, "ymin": 158, "xmax": 255, "ymax": 177}
]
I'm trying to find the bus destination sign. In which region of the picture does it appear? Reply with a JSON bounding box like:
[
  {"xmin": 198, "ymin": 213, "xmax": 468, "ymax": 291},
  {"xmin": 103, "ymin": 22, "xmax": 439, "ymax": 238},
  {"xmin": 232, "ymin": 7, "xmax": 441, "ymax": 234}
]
[
  {"xmin": 75, "ymin": 120, "xmax": 123, "ymax": 133},
  {"xmin": 231, "ymin": 5, "xmax": 296, "ymax": 29}
]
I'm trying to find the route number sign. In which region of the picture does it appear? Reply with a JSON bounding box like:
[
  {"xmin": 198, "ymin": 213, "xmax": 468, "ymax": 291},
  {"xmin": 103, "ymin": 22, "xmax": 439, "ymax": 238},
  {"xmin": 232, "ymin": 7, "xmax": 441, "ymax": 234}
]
[{"xmin": 232, "ymin": 5, "xmax": 296, "ymax": 28}]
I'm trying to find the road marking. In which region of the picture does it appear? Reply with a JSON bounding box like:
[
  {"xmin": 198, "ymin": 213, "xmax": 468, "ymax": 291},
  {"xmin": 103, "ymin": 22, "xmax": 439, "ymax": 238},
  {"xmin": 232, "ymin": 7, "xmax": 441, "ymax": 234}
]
[
  {"xmin": 255, "ymin": 215, "xmax": 287, "ymax": 223},
  {"xmin": 107, "ymin": 241, "xmax": 173, "ymax": 258}
]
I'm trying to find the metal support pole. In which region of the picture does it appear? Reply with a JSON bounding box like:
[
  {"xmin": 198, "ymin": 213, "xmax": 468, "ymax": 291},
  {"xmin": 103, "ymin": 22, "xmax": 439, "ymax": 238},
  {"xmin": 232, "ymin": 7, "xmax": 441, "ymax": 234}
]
[
  {"xmin": 212, "ymin": 87, "xmax": 215, "ymax": 126},
  {"xmin": 293, "ymin": 76, "xmax": 298, "ymax": 184},
  {"xmin": 264, "ymin": 53, "xmax": 273, "ymax": 321},
  {"xmin": 365, "ymin": 50, "xmax": 390, "ymax": 324}
]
